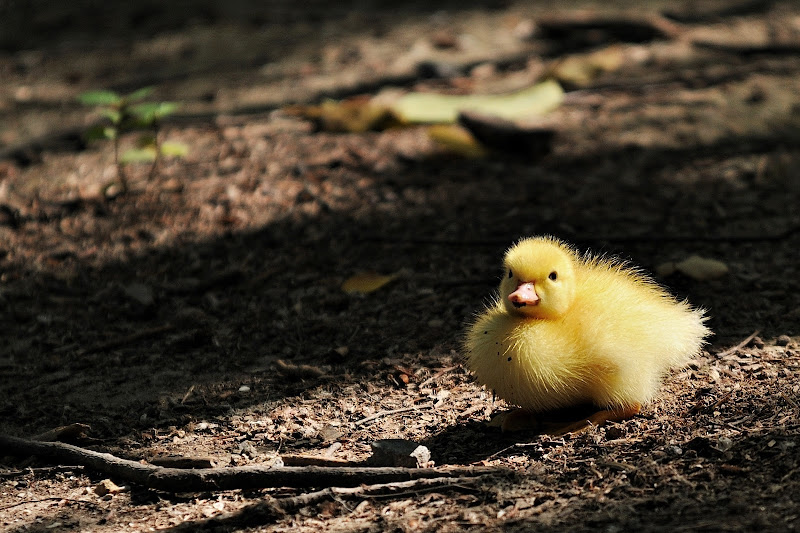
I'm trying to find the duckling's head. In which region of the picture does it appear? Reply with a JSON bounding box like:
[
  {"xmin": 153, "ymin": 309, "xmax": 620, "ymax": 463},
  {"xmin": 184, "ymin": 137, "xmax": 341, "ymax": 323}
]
[{"xmin": 500, "ymin": 237, "xmax": 577, "ymax": 319}]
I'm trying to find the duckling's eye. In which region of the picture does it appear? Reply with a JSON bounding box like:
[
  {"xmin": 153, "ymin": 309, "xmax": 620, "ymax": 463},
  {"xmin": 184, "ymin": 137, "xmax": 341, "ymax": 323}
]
[
  {"xmin": 548, "ymin": 271, "xmax": 558, "ymax": 281},
  {"xmin": 508, "ymin": 270, "xmax": 513, "ymax": 279}
]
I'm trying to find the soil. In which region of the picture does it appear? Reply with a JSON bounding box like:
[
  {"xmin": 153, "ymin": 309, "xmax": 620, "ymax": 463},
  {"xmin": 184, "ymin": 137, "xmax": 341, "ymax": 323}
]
[{"xmin": 2, "ymin": 1, "xmax": 800, "ymax": 531}]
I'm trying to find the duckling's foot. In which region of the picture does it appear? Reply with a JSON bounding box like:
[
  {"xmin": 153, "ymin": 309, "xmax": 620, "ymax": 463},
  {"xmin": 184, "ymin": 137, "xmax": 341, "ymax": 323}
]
[
  {"xmin": 548, "ymin": 403, "xmax": 642, "ymax": 435},
  {"xmin": 488, "ymin": 409, "xmax": 540, "ymax": 432}
]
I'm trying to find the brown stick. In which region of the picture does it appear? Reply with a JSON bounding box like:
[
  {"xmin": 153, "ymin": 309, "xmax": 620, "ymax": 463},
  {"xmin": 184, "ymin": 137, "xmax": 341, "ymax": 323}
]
[
  {"xmin": 0, "ymin": 465, "xmax": 85, "ymax": 479},
  {"xmin": 354, "ymin": 404, "xmax": 433, "ymax": 427},
  {"xmin": 0, "ymin": 434, "xmax": 500, "ymax": 493},
  {"xmin": 418, "ymin": 366, "xmax": 459, "ymax": 388},
  {"xmin": 535, "ymin": 11, "xmax": 683, "ymax": 40},
  {"xmin": 169, "ymin": 476, "xmax": 483, "ymax": 530},
  {"xmin": 0, "ymin": 496, "xmax": 100, "ymax": 512},
  {"xmin": 692, "ymin": 40, "xmax": 800, "ymax": 56},
  {"xmin": 717, "ymin": 329, "xmax": 762, "ymax": 358}
]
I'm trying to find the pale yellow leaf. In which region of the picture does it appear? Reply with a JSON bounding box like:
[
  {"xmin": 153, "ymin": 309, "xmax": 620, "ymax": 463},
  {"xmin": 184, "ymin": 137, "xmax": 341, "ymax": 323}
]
[
  {"xmin": 674, "ymin": 255, "xmax": 729, "ymax": 281},
  {"xmin": 548, "ymin": 45, "xmax": 626, "ymax": 87},
  {"xmin": 391, "ymin": 79, "xmax": 564, "ymax": 124},
  {"xmin": 342, "ymin": 272, "xmax": 397, "ymax": 293}
]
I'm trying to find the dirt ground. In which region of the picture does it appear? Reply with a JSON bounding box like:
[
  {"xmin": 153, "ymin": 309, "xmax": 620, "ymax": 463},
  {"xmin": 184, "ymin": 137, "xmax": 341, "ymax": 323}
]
[{"xmin": 2, "ymin": 1, "xmax": 800, "ymax": 531}]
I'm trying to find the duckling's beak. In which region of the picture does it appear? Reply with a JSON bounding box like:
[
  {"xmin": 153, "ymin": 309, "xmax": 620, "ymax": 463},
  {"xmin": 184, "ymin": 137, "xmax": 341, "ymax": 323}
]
[{"xmin": 509, "ymin": 282, "xmax": 539, "ymax": 307}]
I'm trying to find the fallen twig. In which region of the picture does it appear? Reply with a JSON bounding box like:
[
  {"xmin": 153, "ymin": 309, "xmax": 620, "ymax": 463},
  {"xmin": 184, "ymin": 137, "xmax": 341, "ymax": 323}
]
[
  {"xmin": 717, "ymin": 330, "xmax": 761, "ymax": 358},
  {"xmin": 0, "ymin": 497, "xmax": 100, "ymax": 512},
  {"xmin": 355, "ymin": 404, "xmax": 434, "ymax": 427},
  {"xmin": 280, "ymin": 454, "xmax": 356, "ymax": 467},
  {"xmin": 536, "ymin": 11, "xmax": 683, "ymax": 41},
  {"xmin": 418, "ymin": 366, "xmax": 459, "ymax": 389},
  {"xmin": 170, "ymin": 476, "xmax": 484, "ymax": 530},
  {"xmin": 32, "ymin": 423, "xmax": 92, "ymax": 443},
  {"xmin": 0, "ymin": 434, "xmax": 500, "ymax": 493},
  {"xmin": 692, "ymin": 40, "xmax": 800, "ymax": 56},
  {"xmin": 712, "ymin": 390, "xmax": 734, "ymax": 410},
  {"xmin": 0, "ymin": 465, "xmax": 85, "ymax": 479},
  {"xmin": 457, "ymin": 404, "xmax": 487, "ymax": 420},
  {"xmin": 480, "ymin": 441, "xmax": 551, "ymax": 463}
]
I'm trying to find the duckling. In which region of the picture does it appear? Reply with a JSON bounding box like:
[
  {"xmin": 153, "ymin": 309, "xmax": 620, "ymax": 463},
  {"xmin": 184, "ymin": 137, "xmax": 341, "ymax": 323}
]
[{"xmin": 465, "ymin": 236, "xmax": 710, "ymax": 432}]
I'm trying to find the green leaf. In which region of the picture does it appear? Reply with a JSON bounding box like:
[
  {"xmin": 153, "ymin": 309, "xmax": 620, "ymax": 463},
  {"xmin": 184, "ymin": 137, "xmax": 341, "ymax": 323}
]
[
  {"xmin": 160, "ymin": 141, "xmax": 189, "ymax": 158},
  {"xmin": 130, "ymin": 101, "xmax": 180, "ymax": 123},
  {"xmin": 120, "ymin": 147, "xmax": 157, "ymax": 164},
  {"xmin": 126, "ymin": 86, "xmax": 155, "ymax": 102},
  {"xmin": 154, "ymin": 102, "xmax": 180, "ymax": 117},
  {"xmin": 78, "ymin": 90, "xmax": 122, "ymax": 106},
  {"xmin": 129, "ymin": 103, "xmax": 160, "ymax": 125},
  {"xmin": 391, "ymin": 79, "xmax": 564, "ymax": 124},
  {"xmin": 103, "ymin": 127, "xmax": 118, "ymax": 140},
  {"xmin": 100, "ymin": 108, "xmax": 122, "ymax": 124}
]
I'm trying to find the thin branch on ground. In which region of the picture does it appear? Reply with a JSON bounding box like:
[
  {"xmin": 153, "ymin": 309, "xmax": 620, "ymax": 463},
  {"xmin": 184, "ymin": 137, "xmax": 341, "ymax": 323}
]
[
  {"xmin": 354, "ymin": 404, "xmax": 434, "ymax": 427},
  {"xmin": 418, "ymin": 366, "xmax": 459, "ymax": 388},
  {"xmin": 0, "ymin": 497, "xmax": 100, "ymax": 511},
  {"xmin": 170, "ymin": 476, "xmax": 484, "ymax": 530},
  {"xmin": 717, "ymin": 329, "xmax": 762, "ymax": 358},
  {"xmin": 0, "ymin": 434, "xmax": 503, "ymax": 493},
  {"xmin": 0, "ymin": 465, "xmax": 85, "ymax": 479}
]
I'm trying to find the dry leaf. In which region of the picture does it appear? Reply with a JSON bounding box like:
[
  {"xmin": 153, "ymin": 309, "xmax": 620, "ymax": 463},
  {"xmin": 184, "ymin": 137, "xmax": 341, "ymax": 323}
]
[
  {"xmin": 547, "ymin": 46, "xmax": 626, "ymax": 87},
  {"xmin": 391, "ymin": 79, "xmax": 564, "ymax": 124},
  {"xmin": 286, "ymin": 80, "xmax": 563, "ymax": 132},
  {"xmin": 275, "ymin": 359, "xmax": 327, "ymax": 379},
  {"xmin": 657, "ymin": 255, "xmax": 729, "ymax": 281},
  {"xmin": 428, "ymin": 125, "xmax": 489, "ymax": 158},
  {"xmin": 341, "ymin": 272, "xmax": 397, "ymax": 293},
  {"xmin": 32, "ymin": 423, "xmax": 91, "ymax": 442},
  {"xmin": 285, "ymin": 96, "xmax": 400, "ymax": 133}
]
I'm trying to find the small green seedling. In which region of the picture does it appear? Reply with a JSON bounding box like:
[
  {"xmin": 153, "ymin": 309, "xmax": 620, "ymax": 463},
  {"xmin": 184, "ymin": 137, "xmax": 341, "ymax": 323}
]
[{"xmin": 78, "ymin": 87, "xmax": 188, "ymax": 193}]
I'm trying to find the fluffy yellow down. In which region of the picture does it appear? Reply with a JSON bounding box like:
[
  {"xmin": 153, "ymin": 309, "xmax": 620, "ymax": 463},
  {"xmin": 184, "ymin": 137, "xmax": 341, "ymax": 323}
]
[{"xmin": 465, "ymin": 236, "xmax": 710, "ymax": 412}]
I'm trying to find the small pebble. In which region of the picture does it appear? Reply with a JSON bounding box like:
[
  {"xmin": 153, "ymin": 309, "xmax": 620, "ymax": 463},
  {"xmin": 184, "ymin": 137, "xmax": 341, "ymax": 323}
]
[
  {"xmin": 776, "ymin": 335, "xmax": 791, "ymax": 347},
  {"xmin": 750, "ymin": 336, "xmax": 765, "ymax": 349},
  {"xmin": 94, "ymin": 479, "xmax": 123, "ymax": 496},
  {"xmin": 715, "ymin": 436, "xmax": 734, "ymax": 453},
  {"xmin": 667, "ymin": 445, "xmax": 683, "ymax": 456}
]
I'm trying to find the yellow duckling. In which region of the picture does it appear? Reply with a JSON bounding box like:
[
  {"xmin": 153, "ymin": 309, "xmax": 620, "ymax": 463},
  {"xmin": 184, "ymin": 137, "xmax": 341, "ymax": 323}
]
[{"xmin": 465, "ymin": 236, "xmax": 710, "ymax": 432}]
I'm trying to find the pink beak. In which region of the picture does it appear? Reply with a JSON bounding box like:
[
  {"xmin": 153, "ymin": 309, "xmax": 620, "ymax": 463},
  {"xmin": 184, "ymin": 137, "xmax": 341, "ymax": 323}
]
[{"xmin": 509, "ymin": 281, "xmax": 539, "ymax": 307}]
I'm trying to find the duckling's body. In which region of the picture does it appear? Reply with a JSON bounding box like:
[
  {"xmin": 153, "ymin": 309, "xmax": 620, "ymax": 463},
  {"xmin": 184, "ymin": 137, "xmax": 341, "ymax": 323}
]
[{"xmin": 466, "ymin": 236, "xmax": 709, "ymax": 431}]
